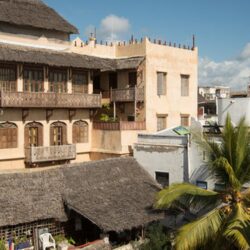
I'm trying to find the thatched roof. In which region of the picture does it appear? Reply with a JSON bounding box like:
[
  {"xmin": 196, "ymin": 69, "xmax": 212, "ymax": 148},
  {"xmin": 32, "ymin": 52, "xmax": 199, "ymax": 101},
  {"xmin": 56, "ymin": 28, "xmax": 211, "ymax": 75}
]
[
  {"xmin": 0, "ymin": 0, "xmax": 78, "ymax": 34},
  {"xmin": 0, "ymin": 43, "xmax": 145, "ymax": 71},
  {"xmin": 0, "ymin": 158, "xmax": 162, "ymax": 232}
]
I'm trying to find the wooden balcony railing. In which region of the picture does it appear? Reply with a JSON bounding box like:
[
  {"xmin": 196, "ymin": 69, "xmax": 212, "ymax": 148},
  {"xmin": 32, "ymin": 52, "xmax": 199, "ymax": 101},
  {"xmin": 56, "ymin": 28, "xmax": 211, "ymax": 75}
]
[
  {"xmin": 111, "ymin": 87, "xmax": 144, "ymax": 102},
  {"xmin": 25, "ymin": 144, "xmax": 76, "ymax": 163},
  {"xmin": 0, "ymin": 91, "xmax": 101, "ymax": 108},
  {"xmin": 93, "ymin": 121, "xmax": 146, "ymax": 131}
]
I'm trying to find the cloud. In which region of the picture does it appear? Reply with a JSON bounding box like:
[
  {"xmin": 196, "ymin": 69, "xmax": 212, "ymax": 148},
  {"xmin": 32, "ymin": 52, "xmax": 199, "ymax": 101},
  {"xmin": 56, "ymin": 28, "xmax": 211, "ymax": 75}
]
[
  {"xmin": 85, "ymin": 15, "xmax": 130, "ymax": 42},
  {"xmin": 199, "ymin": 43, "xmax": 250, "ymax": 90}
]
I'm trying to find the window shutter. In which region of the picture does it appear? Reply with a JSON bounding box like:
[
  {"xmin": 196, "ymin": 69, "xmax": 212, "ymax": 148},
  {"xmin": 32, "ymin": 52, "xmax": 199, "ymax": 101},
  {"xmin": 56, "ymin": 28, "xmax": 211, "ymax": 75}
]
[
  {"xmin": 38, "ymin": 125, "xmax": 43, "ymax": 146},
  {"xmin": 24, "ymin": 126, "xmax": 29, "ymax": 148},
  {"xmin": 181, "ymin": 75, "xmax": 189, "ymax": 96},
  {"xmin": 72, "ymin": 124, "xmax": 77, "ymax": 144},
  {"xmin": 62, "ymin": 124, "xmax": 67, "ymax": 145},
  {"xmin": 50, "ymin": 126, "xmax": 54, "ymax": 146}
]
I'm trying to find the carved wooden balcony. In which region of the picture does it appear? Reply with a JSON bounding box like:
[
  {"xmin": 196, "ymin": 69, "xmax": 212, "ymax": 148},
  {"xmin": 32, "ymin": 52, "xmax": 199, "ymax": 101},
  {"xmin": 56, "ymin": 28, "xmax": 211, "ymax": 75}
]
[
  {"xmin": 0, "ymin": 91, "xmax": 101, "ymax": 108},
  {"xmin": 93, "ymin": 121, "xmax": 146, "ymax": 130},
  {"xmin": 111, "ymin": 87, "xmax": 144, "ymax": 102},
  {"xmin": 25, "ymin": 144, "xmax": 76, "ymax": 163}
]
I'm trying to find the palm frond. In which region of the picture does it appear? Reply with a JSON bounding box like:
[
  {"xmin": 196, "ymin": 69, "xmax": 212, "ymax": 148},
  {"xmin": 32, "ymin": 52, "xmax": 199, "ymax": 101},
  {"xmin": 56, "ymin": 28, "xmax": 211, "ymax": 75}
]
[
  {"xmin": 175, "ymin": 207, "xmax": 226, "ymax": 250},
  {"xmin": 224, "ymin": 203, "xmax": 250, "ymax": 249},
  {"xmin": 155, "ymin": 183, "xmax": 218, "ymax": 209},
  {"xmin": 212, "ymin": 157, "xmax": 241, "ymax": 190}
]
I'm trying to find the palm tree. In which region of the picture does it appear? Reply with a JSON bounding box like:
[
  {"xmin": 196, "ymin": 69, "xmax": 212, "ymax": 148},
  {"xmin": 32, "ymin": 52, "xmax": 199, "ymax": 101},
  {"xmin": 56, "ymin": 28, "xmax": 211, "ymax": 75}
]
[{"xmin": 155, "ymin": 115, "xmax": 250, "ymax": 250}]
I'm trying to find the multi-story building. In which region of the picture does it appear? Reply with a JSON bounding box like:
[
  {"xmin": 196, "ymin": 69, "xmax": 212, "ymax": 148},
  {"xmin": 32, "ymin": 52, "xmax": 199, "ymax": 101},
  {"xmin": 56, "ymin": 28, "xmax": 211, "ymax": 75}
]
[{"xmin": 0, "ymin": 0, "xmax": 198, "ymax": 170}]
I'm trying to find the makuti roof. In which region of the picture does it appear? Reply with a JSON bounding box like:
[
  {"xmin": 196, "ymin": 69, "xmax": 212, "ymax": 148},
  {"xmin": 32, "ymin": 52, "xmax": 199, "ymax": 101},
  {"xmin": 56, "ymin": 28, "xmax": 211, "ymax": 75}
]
[
  {"xmin": 0, "ymin": 158, "xmax": 162, "ymax": 232},
  {"xmin": 0, "ymin": 0, "xmax": 78, "ymax": 34},
  {"xmin": 0, "ymin": 43, "xmax": 145, "ymax": 71}
]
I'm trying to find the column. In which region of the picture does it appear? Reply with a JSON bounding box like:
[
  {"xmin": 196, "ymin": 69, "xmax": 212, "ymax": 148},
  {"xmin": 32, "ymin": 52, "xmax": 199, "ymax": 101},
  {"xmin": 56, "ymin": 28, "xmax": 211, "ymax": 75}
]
[
  {"xmin": 67, "ymin": 68, "xmax": 72, "ymax": 94},
  {"xmin": 44, "ymin": 66, "xmax": 49, "ymax": 92},
  {"xmin": 17, "ymin": 64, "xmax": 23, "ymax": 92},
  {"xmin": 88, "ymin": 71, "xmax": 93, "ymax": 94}
]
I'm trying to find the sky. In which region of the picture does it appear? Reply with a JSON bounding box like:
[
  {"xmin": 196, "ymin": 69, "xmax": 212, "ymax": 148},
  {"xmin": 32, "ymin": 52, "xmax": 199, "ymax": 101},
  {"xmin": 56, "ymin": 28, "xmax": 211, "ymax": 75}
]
[{"xmin": 44, "ymin": 0, "xmax": 250, "ymax": 90}]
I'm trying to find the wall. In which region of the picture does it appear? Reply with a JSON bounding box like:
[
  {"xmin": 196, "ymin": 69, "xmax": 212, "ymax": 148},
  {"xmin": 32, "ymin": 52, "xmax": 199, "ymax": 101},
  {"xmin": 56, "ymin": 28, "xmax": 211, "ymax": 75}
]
[
  {"xmin": 217, "ymin": 97, "xmax": 250, "ymax": 126},
  {"xmin": 134, "ymin": 143, "xmax": 187, "ymax": 184},
  {"xmin": 144, "ymin": 38, "xmax": 198, "ymax": 132},
  {"xmin": 0, "ymin": 23, "xmax": 71, "ymax": 50},
  {"xmin": 0, "ymin": 109, "xmax": 92, "ymax": 170},
  {"xmin": 92, "ymin": 129, "xmax": 144, "ymax": 155}
]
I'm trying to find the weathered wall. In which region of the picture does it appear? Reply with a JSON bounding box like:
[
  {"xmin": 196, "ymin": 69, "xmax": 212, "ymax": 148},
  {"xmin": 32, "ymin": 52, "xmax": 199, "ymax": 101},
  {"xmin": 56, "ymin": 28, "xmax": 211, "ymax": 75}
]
[
  {"xmin": 145, "ymin": 38, "xmax": 198, "ymax": 131},
  {"xmin": 134, "ymin": 143, "xmax": 186, "ymax": 184},
  {"xmin": 217, "ymin": 97, "xmax": 250, "ymax": 126}
]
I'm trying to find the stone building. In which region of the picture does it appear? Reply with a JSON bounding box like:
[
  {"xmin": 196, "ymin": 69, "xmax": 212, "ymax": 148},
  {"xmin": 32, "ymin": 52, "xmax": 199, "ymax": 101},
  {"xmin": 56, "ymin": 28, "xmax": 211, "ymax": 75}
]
[{"xmin": 0, "ymin": 0, "xmax": 198, "ymax": 170}]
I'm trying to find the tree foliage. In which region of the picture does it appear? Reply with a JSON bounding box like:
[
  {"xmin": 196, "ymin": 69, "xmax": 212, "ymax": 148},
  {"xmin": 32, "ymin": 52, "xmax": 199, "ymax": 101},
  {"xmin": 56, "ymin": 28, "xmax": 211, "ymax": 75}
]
[{"xmin": 155, "ymin": 115, "xmax": 250, "ymax": 250}]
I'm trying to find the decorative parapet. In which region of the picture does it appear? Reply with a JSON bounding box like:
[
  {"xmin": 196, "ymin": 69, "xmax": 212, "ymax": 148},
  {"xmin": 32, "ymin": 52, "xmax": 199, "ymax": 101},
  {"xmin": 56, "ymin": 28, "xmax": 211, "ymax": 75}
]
[
  {"xmin": 0, "ymin": 91, "xmax": 101, "ymax": 108},
  {"xmin": 25, "ymin": 144, "xmax": 76, "ymax": 163}
]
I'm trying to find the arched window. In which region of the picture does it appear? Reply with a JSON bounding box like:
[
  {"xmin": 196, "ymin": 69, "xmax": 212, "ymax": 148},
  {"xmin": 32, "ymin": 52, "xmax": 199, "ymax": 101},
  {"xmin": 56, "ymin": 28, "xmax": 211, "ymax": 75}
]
[
  {"xmin": 50, "ymin": 121, "xmax": 67, "ymax": 146},
  {"xmin": 0, "ymin": 122, "xmax": 17, "ymax": 149},
  {"xmin": 24, "ymin": 122, "xmax": 43, "ymax": 147},
  {"xmin": 73, "ymin": 120, "xmax": 88, "ymax": 143}
]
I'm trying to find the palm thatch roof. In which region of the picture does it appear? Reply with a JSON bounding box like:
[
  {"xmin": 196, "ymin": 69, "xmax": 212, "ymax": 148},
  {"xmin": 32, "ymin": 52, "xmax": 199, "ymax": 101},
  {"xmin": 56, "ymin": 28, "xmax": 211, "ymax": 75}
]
[
  {"xmin": 0, "ymin": 0, "xmax": 78, "ymax": 34},
  {"xmin": 0, "ymin": 43, "xmax": 145, "ymax": 71},
  {"xmin": 0, "ymin": 158, "xmax": 162, "ymax": 232}
]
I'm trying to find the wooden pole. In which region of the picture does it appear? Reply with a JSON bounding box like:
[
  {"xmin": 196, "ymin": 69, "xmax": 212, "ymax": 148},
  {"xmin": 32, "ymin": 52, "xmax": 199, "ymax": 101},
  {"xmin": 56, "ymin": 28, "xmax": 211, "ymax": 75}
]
[
  {"xmin": 134, "ymin": 87, "xmax": 137, "ymax": 121},
  {"xmin": 113, "ymin": 101, "xmax": 116, "ymax": 120}
]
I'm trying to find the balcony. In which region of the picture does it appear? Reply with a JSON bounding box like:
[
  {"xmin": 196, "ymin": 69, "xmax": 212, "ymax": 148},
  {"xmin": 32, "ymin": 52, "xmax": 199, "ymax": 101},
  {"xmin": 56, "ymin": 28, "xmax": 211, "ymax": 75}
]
[
  {"xmin": 0, "ymin": 91, "xmax": 102, "ymax": 108},
  {"xmin": 93, "ymin": 121, "xmax": 146, "ymax": 130},
  {"xmin": 25, "ymin": 144, "xmax": 76, "ymax": 163},
  {"xmin": 111, "ymin": 87, "xmax": 144, "ymax": 102}
]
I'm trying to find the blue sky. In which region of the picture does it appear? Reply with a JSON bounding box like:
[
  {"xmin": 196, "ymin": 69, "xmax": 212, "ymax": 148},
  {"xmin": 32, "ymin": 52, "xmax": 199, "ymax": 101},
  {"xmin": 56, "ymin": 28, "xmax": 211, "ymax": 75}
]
[{"xmin": 44, "ymin": 0, "xmax": 250, "ymax": 89}]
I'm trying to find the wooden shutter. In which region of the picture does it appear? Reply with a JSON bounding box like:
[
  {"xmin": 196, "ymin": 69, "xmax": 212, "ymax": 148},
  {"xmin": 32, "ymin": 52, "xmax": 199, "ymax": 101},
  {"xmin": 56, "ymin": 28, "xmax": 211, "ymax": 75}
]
[
  {"xmin": 181, "ymin": 75, "xmax": 189, "ymax": 96},
  {"xmin": 24, "ymin": 126, "xmax": 30, "ymax": 148},
  {"xmin": 50, "ymin": 125, "xmax": 54, "ymax": 146},
  {"xmin": 62, "ymin": 123, "xmax": 67, "ymax": 145},
  {"xmin": 38, "ymin": 125, "xmax": 43, "ymax": 146},
  {"xmin": 72, "ymin": 123, "xmax": 78, "ymax": 144}
]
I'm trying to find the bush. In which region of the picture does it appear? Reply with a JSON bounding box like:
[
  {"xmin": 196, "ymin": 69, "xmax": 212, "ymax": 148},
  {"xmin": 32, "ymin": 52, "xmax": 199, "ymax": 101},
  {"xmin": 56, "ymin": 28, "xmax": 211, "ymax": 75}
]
[{"xmin": 139, "ymin": 223, "xmax": 171, "ymax": 250}]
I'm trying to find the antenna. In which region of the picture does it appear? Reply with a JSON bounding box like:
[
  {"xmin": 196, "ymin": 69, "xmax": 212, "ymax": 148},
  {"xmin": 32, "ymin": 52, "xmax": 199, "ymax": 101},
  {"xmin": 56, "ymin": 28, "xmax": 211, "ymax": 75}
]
[{"xmin": 94, "ymin": 27, "xmax": 97, "ymax": 39}]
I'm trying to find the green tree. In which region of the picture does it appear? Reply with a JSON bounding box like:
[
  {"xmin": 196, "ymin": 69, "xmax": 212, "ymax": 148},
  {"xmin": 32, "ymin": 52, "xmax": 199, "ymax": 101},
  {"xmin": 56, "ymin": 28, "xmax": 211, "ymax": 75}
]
[{"xmin": 155, "ymin": 115, "xmax": 250, "ymax": 250}]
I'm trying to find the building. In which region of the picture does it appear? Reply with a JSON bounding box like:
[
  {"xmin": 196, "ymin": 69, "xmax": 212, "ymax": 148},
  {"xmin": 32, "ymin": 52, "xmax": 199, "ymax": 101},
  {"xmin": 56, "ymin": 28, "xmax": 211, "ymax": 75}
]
[
  {"xmin": 0, "ymin": 0, "xmax": 198, "ymax": 170},
  {"xmin": 198, "ymin": 86, "xmax": 230, "ymax": 125},
  {"xmin": 0, "ymin": 157, "xmax": 162, "ymax": 246},
  {"xmin": 134, "ymin": 121, "xmax": 218, "ymax": 190}
]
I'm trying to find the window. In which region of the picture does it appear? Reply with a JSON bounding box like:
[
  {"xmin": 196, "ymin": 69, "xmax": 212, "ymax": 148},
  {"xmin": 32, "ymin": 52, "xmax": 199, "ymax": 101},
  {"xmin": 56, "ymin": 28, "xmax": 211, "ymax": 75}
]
[
  {"xmin": 49, "ymin": 69, "xmax": 67, "ymax": 93},
  {"xmin": 157, "ymin": 72, "xmax": 167, "ymax": 95},
  {"xmin": 180, "ymin": 114, "xmax": 189, "ymax": 127},
  {"xmin": 0, "ymin": 122, "xmax": 17, "ymax": 149},
  {"xmin": 157, "ymin": 115, "xmax": 167, "ymax": 131},
  {"xmin": 0, "ymin": 64, "xmax": 17, "ymax": 92},
  {"xmin": 24, "ymin": 122, "xmax": 43, "ymax": 147},
  {"xmin": 72, "ymin": 71, "xmax": 88, "ymax": 94},
  {"xmin": 181, "ymin": 74, "xmax": 189, "ymax": 96},
  {"xmin": 23, "ymin": 67, "xmax": 44, "ymax": 92},
  {"xmin": 73, "ymin": 121, "xmax": 88, "ymax": 143},
  {"xmin": 214, "ymin": 183, "xmax": 226, "ymax": 192},
  {"xmin": 155, "ymin": 172, "xmax": 169, "ymax": 187},
  {"xmin": 128, "ymin": 72, "xmax": 137, "ymax": 87},
  {"xmin": 196, "ymin": 181, "xmax": 207, "ymax": 190},
  {"xmin": 50, "ymin": 122, "xmax": 67, "ymax": 146}
]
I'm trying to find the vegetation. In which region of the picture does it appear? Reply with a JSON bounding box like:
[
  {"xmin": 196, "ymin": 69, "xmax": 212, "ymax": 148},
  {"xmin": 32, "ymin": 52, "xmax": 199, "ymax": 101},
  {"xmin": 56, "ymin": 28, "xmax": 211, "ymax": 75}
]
[
  {"xmin": 0, "ymin": 239, "xmax": 6, "ymax": 250},
  {"xmin": 155, "ymin": 115, "xmax": 250, "ymax": 250},
  {"xmin": 54, "ymin": 234, "xmax": 75, "ymax": 246},
  {"xmin": 139, "ymin": 223, "xmax": 171, "ymax": 250}
]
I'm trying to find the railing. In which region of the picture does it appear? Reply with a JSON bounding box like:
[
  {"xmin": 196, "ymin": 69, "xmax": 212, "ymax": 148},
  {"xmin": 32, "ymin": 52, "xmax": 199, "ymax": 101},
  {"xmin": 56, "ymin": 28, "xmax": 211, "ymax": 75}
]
[
  {"xmin": 111, "ymin": 87, "xmax": 144, "ymax": 102},
  {"xmin": 93, "ymin": 121, "xmax": 146, "ymax": 131},
  {"xmin": 25, "ymin": 144, "xmax": 76, "ymax": 163},
  {"xmin": 0, "ymin": 91, "xmax": 102, "ymax": 108}
]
